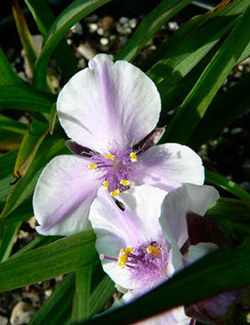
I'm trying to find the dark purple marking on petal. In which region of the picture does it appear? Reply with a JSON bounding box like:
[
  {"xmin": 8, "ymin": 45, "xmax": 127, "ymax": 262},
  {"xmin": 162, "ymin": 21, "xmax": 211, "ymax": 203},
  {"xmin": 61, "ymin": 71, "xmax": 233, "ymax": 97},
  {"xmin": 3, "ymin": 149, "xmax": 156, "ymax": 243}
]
[
  {"xmin": 186, "ymin": 213, "xmax": 231, "ymax": 248},
  {"xmin": 65, "ymin": 140, "xmax": 99, "ymax": 157},
  {"xmin": 133, "ymin": 127, "xmax": 165, "ymax": 154}
]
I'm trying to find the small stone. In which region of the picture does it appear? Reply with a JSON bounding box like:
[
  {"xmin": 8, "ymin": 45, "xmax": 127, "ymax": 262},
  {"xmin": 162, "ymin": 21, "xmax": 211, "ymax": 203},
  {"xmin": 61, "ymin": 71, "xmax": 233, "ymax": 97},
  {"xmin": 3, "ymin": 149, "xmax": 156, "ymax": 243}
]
[
  {"xmin": 0, "ymin": 316, "xmax": 8, "ymax": 325},
  {"xmin": 89, "ymin": 23, "xmax": 98, "ymax": 32},
  {"xmin": 122, "ymin": 27, "xmax": 132, "ymax": 35},
  {"xmin": 10, "ymin": 301, "xmax": 36, "ymax": 325},
  {"xmin": 101, "ymin": 16, "xmax": 115, "ymax": 31},
  {"xmin": 97, "ymin": 27, "xmax": 104, "ymax": 36},
  {"xmin": 76, "ymin": 43, "xmax": 96, "ymax": 60},
  {"xmin": 129, "ymin": 18, "xmax": 137, "ymax": 28},
  {"xmin": 44, "ymin": 289, "xmax": 53, "ymax": 298},
  {"xmin": 168, "ymin": 21, "xmax": 179, "ymax": 31},
  {"xmin": 119, "ymin": 17, "xmax": 129, "ymax": 24},
  {"xmin": 100, "ymin": 37, "xmax": 109, "ymax": 46},
  {"xmin": 70, "ymin": 22, "xmax": 83, "ymax": 35},
  {"xmin": 28, "ymin": 217, "xmax": 36, "ymax": 229},
  {"xmin": 78, "ymin": 58, "xmax": 86, "ymax": 68}
]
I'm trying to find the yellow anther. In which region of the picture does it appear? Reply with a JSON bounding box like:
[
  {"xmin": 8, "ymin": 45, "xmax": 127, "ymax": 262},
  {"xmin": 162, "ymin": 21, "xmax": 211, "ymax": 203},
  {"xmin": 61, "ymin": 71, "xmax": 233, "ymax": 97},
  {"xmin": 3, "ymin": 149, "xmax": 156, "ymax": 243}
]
[
  {"xmin": 110, "ymin": 189, "xmax": 120, "ymax": 197},
  {"xmin": 88, "ymin": 163, "xmax": 97, "ymax": 169},
  {"xmin": 105, "ymin": 154, "xmax": 115, "ymax": 160},
  {"xmin": 120, "ymin": 179, "xmax": 130, "ymax": 186},
  {"xmin": 147, "ymin": 245, "xmax": 160, "ymax": 255},
  {"xmin": 130, "ymin": 152, "xmax": 137, "ymax": 162},
  {"xmin": 102, "ymin": 180, "xmax": 109, "ymax": 188},
  {"xmin": 118, "ymin": 247, "xmax": 133, "ymax": 268}
]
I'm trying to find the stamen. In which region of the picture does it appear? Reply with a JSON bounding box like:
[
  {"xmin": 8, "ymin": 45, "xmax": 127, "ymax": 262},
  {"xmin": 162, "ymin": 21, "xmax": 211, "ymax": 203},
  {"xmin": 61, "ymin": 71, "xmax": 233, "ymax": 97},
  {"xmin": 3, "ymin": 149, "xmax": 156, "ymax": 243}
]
[
  {"xmin": 118, "ymin": 248, "xmax": 133, "ymax": 268},
  {"xmin": 147, "ymin": 245, "xmax": 160, "ymax": 255},
  {"xmin": 88, "ymin": 163, "xmax": 97, "ymax": 169},
  {"xmin": 105, "ymin": 154, "xmax": 115, "ymax": 160},
  {"xmin": 110, "ymin": 189, "xmax": 120, "ymax": 197},
  {"xmin": 120, "ymin": 179, "xmax": 130, "ymax": 186},
  {"xmin": 100, "ymin": 254, "xmax": 118, "ymax": 262},
  {"xmin": 130, "ymin": 152, "xmax": 137, "ymax": 162},
  {"xmin": 102, "ymin": 180, "xmax": 109, "ymax": 188}
]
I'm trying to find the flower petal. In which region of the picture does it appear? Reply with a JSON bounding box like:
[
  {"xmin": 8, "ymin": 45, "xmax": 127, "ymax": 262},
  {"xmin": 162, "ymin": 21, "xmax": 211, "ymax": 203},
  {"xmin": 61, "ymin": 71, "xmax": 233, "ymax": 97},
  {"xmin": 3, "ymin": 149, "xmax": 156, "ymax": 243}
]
[
  {"xmin": 33, "ymin": 155, "xmax": 100, "ymax": 236},
  {"xmin": 89, "ymin": 185, "xmax": 167, "ymax": 290},
  {"xmin": 57, "ymin": 54, "xmax": 161, "ymax": 153},
  {"xmin": 136, "ymin": 143, "xmax": 204, "ymax": 191},
  {"xmin": 159, "ymin": 184, "xmax": 219, "ymax": 269},
  {"xmin": 185, "ymin": 242, "xmax": 218, "ymax": 265}
]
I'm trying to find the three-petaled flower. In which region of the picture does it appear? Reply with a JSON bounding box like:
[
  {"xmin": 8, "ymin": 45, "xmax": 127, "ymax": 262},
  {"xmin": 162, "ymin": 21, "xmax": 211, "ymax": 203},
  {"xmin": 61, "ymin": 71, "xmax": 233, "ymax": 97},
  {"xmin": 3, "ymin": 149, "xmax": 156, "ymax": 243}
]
[
  {"xmin": 89, "ymin": 183, "xmax": 239, "ymax": 324},
  {"xmin": 33, "ymin": 54, "xmax": 204, "ymax": 236}
]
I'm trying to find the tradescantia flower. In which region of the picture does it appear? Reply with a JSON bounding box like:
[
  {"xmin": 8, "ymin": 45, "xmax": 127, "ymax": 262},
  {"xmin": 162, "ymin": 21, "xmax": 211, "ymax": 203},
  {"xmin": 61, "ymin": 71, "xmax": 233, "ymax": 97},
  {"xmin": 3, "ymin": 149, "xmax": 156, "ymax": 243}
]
[
  {"xmin": 88, "ymin": 183, "xmax": 239, "ymax": 324},
  {"xmin": 33, "ymin": 54, "xmax": 204, "ymax": 236}
]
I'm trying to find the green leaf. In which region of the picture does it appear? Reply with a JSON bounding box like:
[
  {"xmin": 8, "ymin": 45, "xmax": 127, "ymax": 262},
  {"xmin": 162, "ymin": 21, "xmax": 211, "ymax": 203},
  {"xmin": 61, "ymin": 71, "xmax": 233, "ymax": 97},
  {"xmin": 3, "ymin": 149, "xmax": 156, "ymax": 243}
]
[
  {"xmin": 89, "ymin": 275, "xmax": 115, "ymax": 317},
  {"xmin": 146, "ymin": 0, "xmax": 249, "ymax": 108},
  {"xmin": 0, "ymin": 129, "xmax": 23, "ymax": 151},
  {"xmin": 115, "ymin": 0, "xmax": 192, "ymax": 62},
  {"xmin": 12, "ymin": 0, "xmax": 38, "ymax": 72},
  {"xmin": 0, "ymin": 48, "xmax": 24, "ymax": 86},
  {"xmin": 162, "ymin": 3, "xmax": 250, "ymax": 144},
  {"xmin": 207, "ymin": 197, "xmax": 250, "ymax": 222},
  {"xmin": 0, "ymin": 222, "xmax": 21, "ymax": 262},
  {"xmin": 188, "ymin": 71, "xmax": 250, "ymax": 149},
  {"xmin": 0, "ymin": 85, "xmax": 55, "ymax": 113},
  {"xmin": 78, "ymin": 239, "xmax": 250, "ymax": 325},
  {"xmin": 49, "ymin": 103, "xmax": 57, "ymax": 135},
  {"xmin": 2, "ymin": 197, "xmax": 33, "ymax": 225},
  {"xmin": 0, "ymin": 136, "xmax": 67, "ymax": 222},
  {"xmin": 73, "ymin": 266, "xmax": 92, "ymax": 321},
  {"xmin": 10, "ymin": 234, "xmax": 61, "ymax": 258},
  {"xmin": 33, "ymin": 0, "xmax": 111, "ymax": 91},
  {"xmin": 25, "ymin": 0, "xmax": 78, "ymax": 82},
  {"xmin": 14, "ymin": 120, "xmax": 49, "ymax": 178},
  {"xmin": 30, "ymin": 273, "xmax": 75, "ymax": 325},
  {"xmin": 0, "ymin": 230, "xmax": 97, "ymax": 292},
  {"xmin": 0, "ymin": 150, "xmax": 17, "ymax": 202},
  {"xmin": 0, "ymin": 114, "xmax": 27, "ymax": 135},
  {"xmin": 205, "ymin": 169, "xmax": 250, "ymax": 201}
]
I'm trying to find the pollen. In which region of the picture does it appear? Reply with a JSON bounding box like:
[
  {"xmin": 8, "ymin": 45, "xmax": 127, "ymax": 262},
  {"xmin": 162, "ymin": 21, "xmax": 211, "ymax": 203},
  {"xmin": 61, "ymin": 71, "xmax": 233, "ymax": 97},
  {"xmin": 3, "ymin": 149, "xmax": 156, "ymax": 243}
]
[
  {"xmin": 130, "ymin": 152, "xmax": 137, "ymax": 162},
  {"xmin": 105, "ymin": 154, "xmax": 115, "ymax": 160},
  {"xmin": 120, "ymin": 179, "xmax": 130, "ymax": 186},
  {"xmin": 88, "ymin": 163, "xmax": 97, "ymax": 169},
  {"xmin": 146, "ymin": 245, "xmax": 161, "ymax": 255},
  {"xmin": 118, "ymin": 247, "xmax": 133, "ymax": 268},
  {"xmin": 110, "ymin": 189, "xmax": 120, "ymax": 197},
  {"xmin": 102, "ymin": 180, "xmax": 109, "ymax": 188}
]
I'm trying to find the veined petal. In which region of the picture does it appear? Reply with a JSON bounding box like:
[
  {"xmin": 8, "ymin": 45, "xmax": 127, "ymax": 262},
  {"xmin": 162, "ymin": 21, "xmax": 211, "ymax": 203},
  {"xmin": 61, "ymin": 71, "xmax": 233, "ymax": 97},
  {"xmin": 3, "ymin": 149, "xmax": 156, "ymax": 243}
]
[
  {"xmin": 57, "ymin": 54, "xmax": 161, "ymax": 153},
  {"xmin": 160, "ymin": 184, "xmax": 220, "ymax": 269},
  {"xmin": 89, "ymin": 185, "xmax": 168, "ymax": 290},
  {"xmin": 136, "ymin": 143, "xmax": 204, "ymax": 191},
  {"xmin": 33, "ymin": 155, "xmax": 100, "ymax": 236}
]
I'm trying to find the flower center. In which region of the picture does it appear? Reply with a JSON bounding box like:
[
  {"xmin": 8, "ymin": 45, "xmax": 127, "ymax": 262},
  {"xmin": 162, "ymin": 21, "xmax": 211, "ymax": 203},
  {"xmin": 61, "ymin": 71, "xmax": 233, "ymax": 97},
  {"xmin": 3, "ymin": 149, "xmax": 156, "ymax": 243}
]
[
  {"xmin": 102, "ymin": 240, "xmax": 171, "ymax": 289},
  {"xmin": 88, "ymin": 143, "xmax": 138, "ymax": 196}
]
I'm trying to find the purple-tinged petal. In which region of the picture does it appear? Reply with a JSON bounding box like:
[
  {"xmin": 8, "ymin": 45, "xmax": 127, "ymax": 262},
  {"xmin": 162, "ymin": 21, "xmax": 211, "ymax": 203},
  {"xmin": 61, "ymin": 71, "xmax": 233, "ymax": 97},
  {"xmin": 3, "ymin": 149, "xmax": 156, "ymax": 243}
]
[
  {"xmin": 185, "ymin": 290, "xmax": 242, "ymax": 324},
  {"xmin": 159, "ymin": 184, "xmax": 219, "ymax": 269},
  {"xmin": 135, "ymin": 143, "xmax": 204, "ymax": 192},
  {"xmin": 57, "ymin": 54, "xmax": 161, "ymax": 153},
  {"xmin": 33, "ymin": 155, "xmax": 100, "ymax": 236},
  {"xmin": 89, "ymin": 185, "xmax": 169, "ymax": 290}
]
